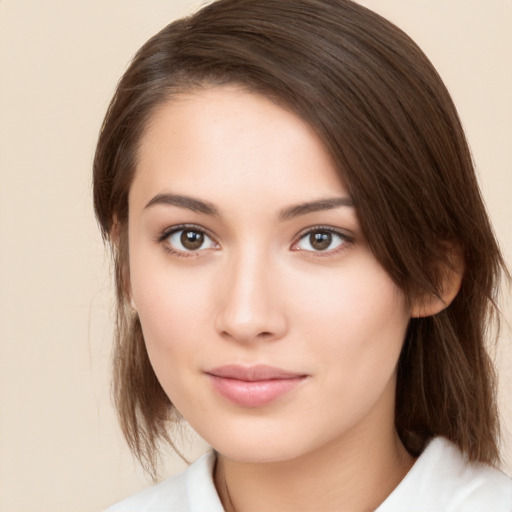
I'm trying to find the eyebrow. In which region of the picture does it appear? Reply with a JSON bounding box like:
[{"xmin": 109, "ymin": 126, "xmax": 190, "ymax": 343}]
[
  {"xmin": 144, "ymin": 192, "xmax": 353, "ymax": 220},
  {"xmin": 278, "ymin": 197, "xmax": 354, "ymax": 221},
  {"xmin": 144, "ymin": 193, "xmax": 220, "ymax": 216}
]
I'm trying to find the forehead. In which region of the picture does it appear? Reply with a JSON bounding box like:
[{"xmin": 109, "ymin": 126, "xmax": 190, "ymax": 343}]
[{"xmin": 131, "ymin": 86, "xmax": 348, "ymax": 212}]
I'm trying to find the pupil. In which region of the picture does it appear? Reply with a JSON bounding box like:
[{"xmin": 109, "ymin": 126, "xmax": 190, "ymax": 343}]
[
  {"xmin": 181, "ymin": 230, "xmax": 204, "ymax": 250},
  {"xmin": 310, "ymin": 231, "xmax": 331, "ymax": 250}
]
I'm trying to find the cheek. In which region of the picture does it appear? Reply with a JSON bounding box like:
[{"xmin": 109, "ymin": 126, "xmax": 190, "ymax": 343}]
[
  {"xmin": 127, "ymin": 233, "xmax": 211, "ymax": 367},
  {"xmin": 286, "ymin": 268, "xmax": 409, "ymax": 437},
  {"xmin": 132, "ymin": 267, "xmax": 213, "ymax": 350},
  {"xmin": 292, "ymin": 263, "xmax": 409, "ymax": 383},
  {"xmin": 130, "ymin": 266, "xmax": 214, "ymax": 414}
]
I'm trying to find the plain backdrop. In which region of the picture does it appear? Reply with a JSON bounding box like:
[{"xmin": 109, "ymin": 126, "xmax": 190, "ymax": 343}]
[{"xmin": 0, "ymin": 1, "xmax": 511, "ymax": 511}]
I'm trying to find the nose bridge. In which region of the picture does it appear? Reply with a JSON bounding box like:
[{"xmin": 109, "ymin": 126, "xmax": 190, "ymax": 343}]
[{"xmin": 215, "ymin": 242, "xmax": 286, "ymax": 343}]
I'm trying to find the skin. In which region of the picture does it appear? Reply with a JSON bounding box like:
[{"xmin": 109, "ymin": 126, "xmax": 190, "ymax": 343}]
[{"xmin": 128, "ymin": 86, "xmax": 417, "ymax": 511}]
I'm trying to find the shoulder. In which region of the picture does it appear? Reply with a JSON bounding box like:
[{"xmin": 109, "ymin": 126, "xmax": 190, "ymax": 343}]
[
  {"xmin": 378, "ymin": 437, "xmax": 512, "ymax": 512},
  {"xmin": 104, "ymin": 452, "xmax": 223, "ymax": 512},
  {"xmin": 105, "ymin": 468, "xmax": 188, "ymax": 512}
]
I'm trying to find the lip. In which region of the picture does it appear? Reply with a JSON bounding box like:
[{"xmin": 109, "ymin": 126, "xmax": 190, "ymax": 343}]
[{"xmin": 205, "ymin": 364, "xmax": 307, "ymax": 407}]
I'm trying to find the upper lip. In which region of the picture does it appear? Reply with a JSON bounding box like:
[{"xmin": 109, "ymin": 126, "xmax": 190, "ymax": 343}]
[{"xmin": 206, "ymin": 364, "xmax": 306, "ymax": 381}]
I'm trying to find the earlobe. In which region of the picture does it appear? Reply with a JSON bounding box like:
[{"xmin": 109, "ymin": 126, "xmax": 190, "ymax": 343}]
[{"xmin": 411, "ymin": 247, "xmax": 464, "ymax": 318}]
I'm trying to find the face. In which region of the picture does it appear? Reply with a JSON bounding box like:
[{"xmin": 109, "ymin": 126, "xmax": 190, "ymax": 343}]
[{"xmin": 128, "ymin": 86, "xmax": 412, "ymax": 463}]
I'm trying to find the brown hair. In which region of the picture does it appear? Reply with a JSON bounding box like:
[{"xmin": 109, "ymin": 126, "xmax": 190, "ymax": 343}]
[{"xmin": 93, "ymin": 0, "xmax": 507, "ymax": 476}]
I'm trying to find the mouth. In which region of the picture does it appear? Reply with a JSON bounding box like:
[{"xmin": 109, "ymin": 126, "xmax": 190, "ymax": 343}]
[{"xmin": 205, "ymin": 364, "xmax": 308, "ymax": 407}]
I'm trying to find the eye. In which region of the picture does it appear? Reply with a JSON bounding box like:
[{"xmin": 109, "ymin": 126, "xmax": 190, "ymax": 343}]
[
  {"xmin": 163, "ymin": 226, "xmax": 218, "ymax": 253},
  {"xmin": 293, "ymin": 228, "xmax": 348, "ymax": 253}
]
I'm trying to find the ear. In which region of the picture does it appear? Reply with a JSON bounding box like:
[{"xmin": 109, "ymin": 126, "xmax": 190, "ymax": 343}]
[{"xmin": 411, "ymin": 246, "xmax": 464, "ymax": 318}]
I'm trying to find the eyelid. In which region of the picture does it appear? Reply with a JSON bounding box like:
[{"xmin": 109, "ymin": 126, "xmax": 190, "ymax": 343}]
[
  {"xmin": 157, "ymin": 223, "xmax": 220, "ymax": 256},
  {"xmin": 157, "ymin": 223, "xmax": 216, "ymax": 241},
  {"xmin": 291, "ymin": 225, "xmax": 353, "ymax": 253}
]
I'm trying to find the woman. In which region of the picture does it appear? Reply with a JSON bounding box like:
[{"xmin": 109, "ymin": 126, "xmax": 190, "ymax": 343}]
[{"xmin": 94, "ymin": 0, "xmax": 512, "ymax": 510}]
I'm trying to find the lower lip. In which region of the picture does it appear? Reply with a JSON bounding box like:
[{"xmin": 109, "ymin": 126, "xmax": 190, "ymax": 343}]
[{"xmin": 208, "ymin": 375, "xmax": 306, "ymax": 407}]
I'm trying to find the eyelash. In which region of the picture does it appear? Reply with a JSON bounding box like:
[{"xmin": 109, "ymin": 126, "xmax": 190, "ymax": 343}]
[
  {"xmin": 157, "ymin": 224, "xmax": 219, "ymax": 259},
  {"xmin": 291, "ymin": 226, "xmax": 352, "ymax": 256},
  {"xmin": 156, "ymin": 224, "xmax": 352, "ymax": 258}
]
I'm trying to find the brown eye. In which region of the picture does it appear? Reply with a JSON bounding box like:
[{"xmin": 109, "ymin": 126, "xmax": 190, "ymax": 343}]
[
  {"xmin": 310, "ymin": 231, "xmax": 332, "ymax": 251},
  {"xmin": 294, "ymin": 228, "xmax": 346, "ymax": 252},
  {"xmin": 166, "ymin": 227, "xmax": 217, "ymax": 253},
  {"xmin": 181, "ymin": 230, "xmax": 204, "ymax": 250}
]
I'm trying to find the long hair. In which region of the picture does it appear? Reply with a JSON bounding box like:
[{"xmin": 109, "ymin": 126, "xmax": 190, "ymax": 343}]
[{"xmin": 93, "ymin": 0, "xmax": 507, "ymax": 476}]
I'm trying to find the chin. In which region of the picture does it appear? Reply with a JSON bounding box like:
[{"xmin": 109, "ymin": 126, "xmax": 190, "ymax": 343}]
[{"xmin": 202, "ymin": 424, "xmax": 316, "ymax": 464}]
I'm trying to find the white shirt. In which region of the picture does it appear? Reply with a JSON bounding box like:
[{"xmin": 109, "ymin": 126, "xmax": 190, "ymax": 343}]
[{"xmin": 106, "ymin": 437, "xmax": 512, "ymax": 511}]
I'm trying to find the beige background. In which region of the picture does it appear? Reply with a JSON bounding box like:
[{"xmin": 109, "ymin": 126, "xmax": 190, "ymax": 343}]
[{"xmin": 0, "ymin": 1, "xmax": 510, "ymax": 511}]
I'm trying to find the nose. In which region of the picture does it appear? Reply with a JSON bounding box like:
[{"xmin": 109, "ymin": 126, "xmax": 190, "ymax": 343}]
[{"xmin": 214, "ymin": 249, "xmax": 288, "ymax": 344}]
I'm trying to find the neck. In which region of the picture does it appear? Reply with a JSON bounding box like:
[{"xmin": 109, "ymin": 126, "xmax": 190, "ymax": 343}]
[{"xmin": 214, "ymin": 415, "xmax": 414, "ymax": 512}]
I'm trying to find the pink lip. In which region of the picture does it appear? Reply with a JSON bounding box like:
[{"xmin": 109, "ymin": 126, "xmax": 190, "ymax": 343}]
[{"xmin": 206, "ymin": 364, "xmax": 307, "ymax": 407}]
